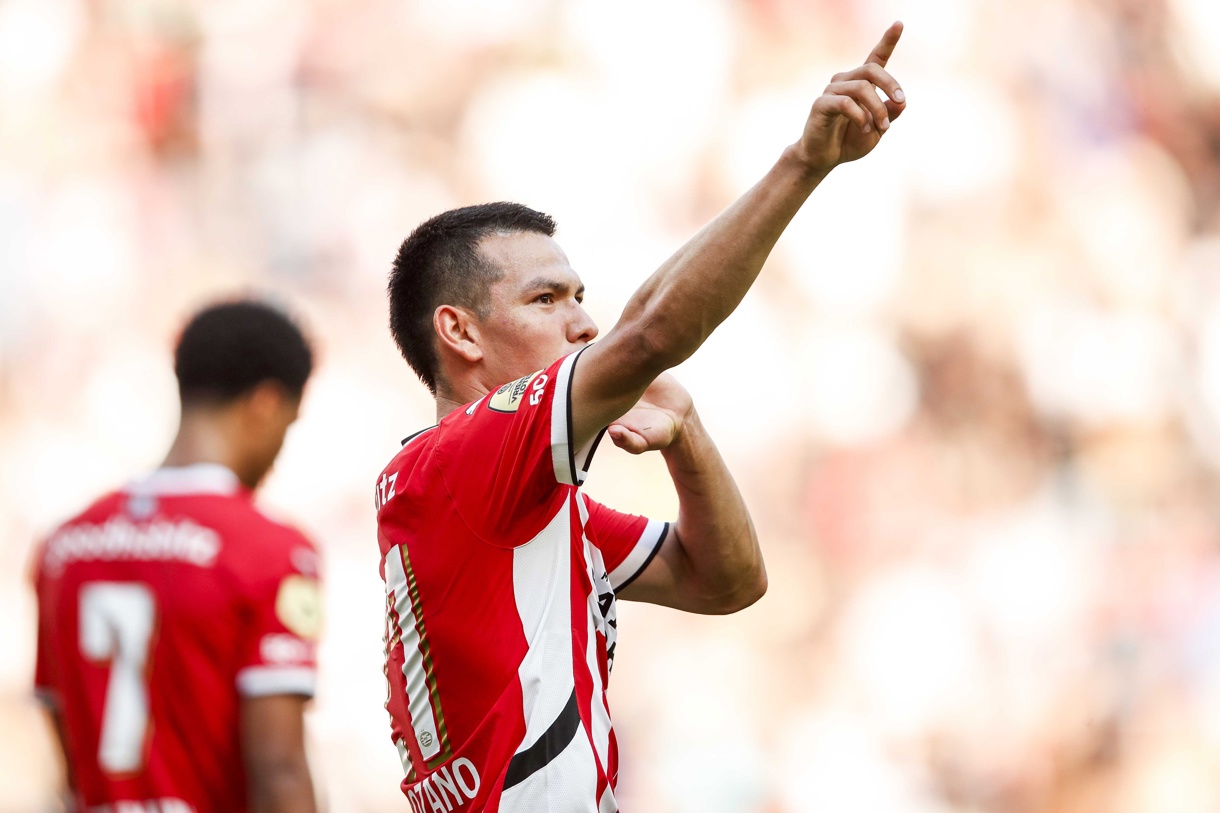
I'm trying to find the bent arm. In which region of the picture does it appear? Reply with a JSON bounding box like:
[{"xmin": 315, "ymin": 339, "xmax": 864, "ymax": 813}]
[
  {"xmin": 617, "ymin": 409, "xmax": 765, "ymax": 613},
  {"xmin": 241, "ymin": 694, "xmax": 318, "ymax": 813}
]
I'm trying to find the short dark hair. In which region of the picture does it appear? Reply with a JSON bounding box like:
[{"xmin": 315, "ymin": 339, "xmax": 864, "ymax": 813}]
[
  {"xmin": 388, "ymin": 202, "xmax": 557, "ymax": 394},
  {"xmin": 174, "ymin": 299, "xmax": 314, "ymax": 405}
]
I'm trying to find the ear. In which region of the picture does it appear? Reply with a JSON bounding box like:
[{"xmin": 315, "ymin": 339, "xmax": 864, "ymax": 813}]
[
  {"xmin": 434, "ymin": 305, "xmax": 484, "ymax": 364},
  {"xmin": 243, "ymin": 382, "xmax": 299, "ymax": 424}
]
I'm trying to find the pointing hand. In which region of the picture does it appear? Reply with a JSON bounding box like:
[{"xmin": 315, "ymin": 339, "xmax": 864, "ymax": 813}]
[{"xmin": 793, "ymin": 21, "xmax": 906, "ymax": 175}]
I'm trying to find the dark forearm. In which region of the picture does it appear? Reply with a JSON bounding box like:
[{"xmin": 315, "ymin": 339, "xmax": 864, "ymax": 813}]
[
  {"xmin": 248, "ymin": 759, "xmax": 317, "ymax": 813},
  {"xmin": 662, "ymin": 411, "xmax": 766, "ymax": 612},
  {"xmin": 42, "ymin": 701, "xmax": 77, "ymax": 797},
  {"xmin": 241, "ymin": 695, "xmax": 317, "ymax": 813}
]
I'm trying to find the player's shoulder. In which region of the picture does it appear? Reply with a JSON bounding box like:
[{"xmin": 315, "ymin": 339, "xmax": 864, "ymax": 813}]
[
  {"xmin": 221, "ymin": 494, "xmax": 317, "ymax": 558},
  {"xmin": 247, "ymin": 503, "xmax": 316, "ymax": 550},
  {"xmin": 380, "ymin": 423, "xmax": 440, "ymax": 479},
  {"xmin": 481, "ymin": 352, "xmax": 579, "ymax": 418},
  {"xmin": 165, "ymin": 482, "xmax": 304, "ymax": 548},
  {"xmin": 436, "ymin": 352, "xmax": 575, "ymax": 436},
  {"xmin": 58, "ymin": 488, "xmax": 128, "ymax": 528},
  {"xmin": 31, "ymin": 489, "xmax": 127, "ymax": 576},
  {"xmin": 374, "ymin": 423, "xmax": 439, "ymax": 513},
  {"xmin": 215, "ymin": 502, "xmax": 320, "ymax": 590}
]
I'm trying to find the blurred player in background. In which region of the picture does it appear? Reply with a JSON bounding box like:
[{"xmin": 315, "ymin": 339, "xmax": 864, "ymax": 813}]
[
  {"xmin": 32, "ymin": 300, "xmax": 322, "ymax": 813},
  {"xmin": 375, "ymin": 23, "xmax": 906, "ymax": 812}
]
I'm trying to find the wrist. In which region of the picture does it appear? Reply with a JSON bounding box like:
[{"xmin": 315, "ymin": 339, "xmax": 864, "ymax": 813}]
[
  {"xmin": 663, "ymin": 407, "xmax": 705, "ymax": 461},
  {"xmin": 781, "ymin": 143, "xmax": 833, "ymax": 184}
]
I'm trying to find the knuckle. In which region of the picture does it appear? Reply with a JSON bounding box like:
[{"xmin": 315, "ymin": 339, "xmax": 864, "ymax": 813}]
[{"xmin": 849, "ymin": 83, "xmax": 877, "ymax": 102}]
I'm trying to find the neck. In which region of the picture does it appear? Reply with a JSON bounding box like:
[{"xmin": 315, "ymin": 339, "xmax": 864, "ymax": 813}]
[
  {"xmin": 435, "ymin": 396, "xmax": 464, "ymax": 422},
  {"xmin": 434, "ymin": 374, "xmax": 495, "ymax": 422},
  {"xmin": 162, "ymin": 408, "xmax": 244, "ymax": 483}
]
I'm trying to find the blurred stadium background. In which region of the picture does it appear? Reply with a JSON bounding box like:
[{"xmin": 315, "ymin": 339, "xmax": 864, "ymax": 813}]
[{"xmin": 5, "ymin": 0, "xmax": 1220, "ymax": 810}]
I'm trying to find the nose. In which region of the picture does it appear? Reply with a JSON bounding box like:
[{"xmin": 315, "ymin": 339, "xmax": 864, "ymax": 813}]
[{"xmin": 570, "ymin": 304, "xmax": 599, "ymax": 345}]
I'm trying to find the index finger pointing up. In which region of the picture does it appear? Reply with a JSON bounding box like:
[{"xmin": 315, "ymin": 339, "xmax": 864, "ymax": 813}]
[{"xmin": 866, "ymin": 21, "xmax": 904, "ymax": 67}]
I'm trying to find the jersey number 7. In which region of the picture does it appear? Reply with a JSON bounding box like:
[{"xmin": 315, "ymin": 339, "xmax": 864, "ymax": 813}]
[{"xmin": 79, "ymin": 582, "xmax": 157, "ymax": 775}]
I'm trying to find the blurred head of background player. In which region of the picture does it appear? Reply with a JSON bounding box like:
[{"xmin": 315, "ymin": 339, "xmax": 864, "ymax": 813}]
[
  {"xmin": 164, "ymin": 300, "xmax": 313, "ymax": 488},
  {"xmin": 389, "ymin": 202, "xmax": 598, "ymax": 405}
]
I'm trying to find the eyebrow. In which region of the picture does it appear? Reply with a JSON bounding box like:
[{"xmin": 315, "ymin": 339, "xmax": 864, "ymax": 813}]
[{"xmin": 521, "ymin": 276, "xmax": 585, "ymax": 298}]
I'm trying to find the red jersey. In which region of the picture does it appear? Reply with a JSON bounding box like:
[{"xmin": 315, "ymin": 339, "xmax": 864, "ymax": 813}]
[
  {"xmin": 375, "ymin": 349, "xmax": 667, "ymax": 813},
  {"xmin": 32, "ymin": 464, "xmax": 322, "ymax": 813}
]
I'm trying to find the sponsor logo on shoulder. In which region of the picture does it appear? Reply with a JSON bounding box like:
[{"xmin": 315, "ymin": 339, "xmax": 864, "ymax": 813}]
[{"xmin": 488, "ymin": 371, "xmax": 547, "ymax": 413}]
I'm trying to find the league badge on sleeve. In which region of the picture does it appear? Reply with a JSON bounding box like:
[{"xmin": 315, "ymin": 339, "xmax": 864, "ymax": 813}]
[
  {"xmin": 275, "ymin": 575, "xmax": 323, "ymax": 640},
  {"xmin": 488, "ymin": 370, "xmax": 547, "ymax": 413}
]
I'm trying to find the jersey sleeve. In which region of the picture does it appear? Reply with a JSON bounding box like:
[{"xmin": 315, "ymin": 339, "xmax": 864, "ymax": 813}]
[
  {"xmin": 436, "ymin": 347, "xmax": 608, "ymax": 546},
  {"xmin": 233, "ymin": 531, "xmax": 323, "ymax": 698},
  {"xmin": 581, "ymin": 496, "xmax": 669, "ymax": 591}
]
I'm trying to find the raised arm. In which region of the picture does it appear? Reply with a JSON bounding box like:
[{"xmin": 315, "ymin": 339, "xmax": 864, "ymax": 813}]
[{"xmin": 569, "ymin": 22, "xmax": 906, "ymax": 448}]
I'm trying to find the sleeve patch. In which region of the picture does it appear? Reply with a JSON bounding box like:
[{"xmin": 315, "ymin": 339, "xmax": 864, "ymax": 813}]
[
  {"xmin": 488, "ymin": 370, "xmax": 547, "ymax": 413},
  {"xmin": 274, "ymin": 575, "xmax": 323, "ymax": 641}
]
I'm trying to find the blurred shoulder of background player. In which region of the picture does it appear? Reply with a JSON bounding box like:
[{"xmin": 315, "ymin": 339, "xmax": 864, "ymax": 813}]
[{"xmin": 32, "ymin": 299, "xmax": 321, "ymax": 813}]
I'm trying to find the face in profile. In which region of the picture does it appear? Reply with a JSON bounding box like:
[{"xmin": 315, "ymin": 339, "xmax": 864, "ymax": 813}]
[{"xmin": 474, "ymin": 231, "xmax": 600, "ymax": 384}]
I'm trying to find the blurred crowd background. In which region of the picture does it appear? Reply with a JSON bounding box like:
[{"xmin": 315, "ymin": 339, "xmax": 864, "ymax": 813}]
[{"xmin": 4, "ymin": 0, "xmax": 1220, "ymax": 810}]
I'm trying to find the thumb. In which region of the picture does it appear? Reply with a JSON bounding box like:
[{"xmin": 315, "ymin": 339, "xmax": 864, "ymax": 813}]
[{"xmin": 608, "ymin": 425, "xmax": 646, "ymax": 454}]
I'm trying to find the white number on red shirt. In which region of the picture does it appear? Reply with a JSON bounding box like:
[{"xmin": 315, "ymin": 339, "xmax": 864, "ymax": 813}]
[{"xmin": 79, "ymin": 582, "xmax": 156, "ymax": 774}]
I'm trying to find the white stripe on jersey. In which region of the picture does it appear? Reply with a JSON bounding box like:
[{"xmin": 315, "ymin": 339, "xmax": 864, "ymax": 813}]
[
  {"xmin": 577, "ymin": 490, "xmax": 615, "ymax": 773},
  {"xmin": 583, "ymin": 580, "xmax": 613, "ymax": 772},
  {"xmin": 235, "ymin": 665, "xmax": 316, "ymax": 698},
  {"xmin": 499, "ymin": 722, "xmax": 599, "ymax": 813},
  {"xmin": 384, "ymin": 545, "xmax": 443, "ymax": 762},
  {"xmin": 551, "ymin": 348, "xmax": 606, "ymax": 488},
  {"xmin": 599, "ymin": 784, "xmax": 619, "ymax": 813},
  {"xmin": 607, "ymin": 518, "xmax": 668, "ymax": 590},
  {"xmin": 512, "ymin": 501, "xmax": 577, "ymax": 749},
  {"xmin": 551, "ymin": 352, "xmax": 580, "ymax": 486},
  {"xmin": 395, "ymin": 738, "xmax": 412, "ymax": 777},
  {"xmin": 505, "ymin": 497, "xmax": 604, "ymax": 811}
]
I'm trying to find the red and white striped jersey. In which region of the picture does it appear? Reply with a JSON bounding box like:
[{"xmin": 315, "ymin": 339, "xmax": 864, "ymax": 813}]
[
  {"xmin": 32, "ymin": 464, "xmax": 322, "ymax": 813},
  {"xmin": 375, "ymin": 349, "xmax": 667, "ymax": 813}
]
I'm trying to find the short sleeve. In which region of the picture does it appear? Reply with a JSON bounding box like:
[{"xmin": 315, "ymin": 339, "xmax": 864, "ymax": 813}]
[
  {"xmin": 234, "ymin": 535, "xmax": 323, "ymax": 698},
  {"xmin": 436, "ymin": 348, "xmax": 608, "ymax": 545},
  {"xmin": 582, "ymin": 496, "xmax": 668, "ymax": 591}
]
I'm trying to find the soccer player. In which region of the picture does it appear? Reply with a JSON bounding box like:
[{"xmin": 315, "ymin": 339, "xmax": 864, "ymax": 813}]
[
  {"xmin": 376, "ymin": 24, "xmax": 906, "ymax": 812},
  {"xmin": 32, "ymin": 300, "xmax": 322, "ymax": 813}
]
